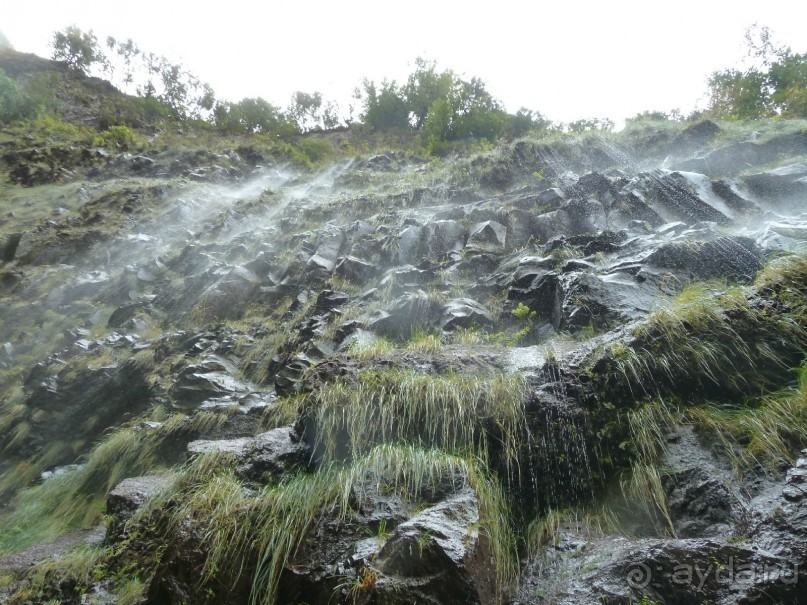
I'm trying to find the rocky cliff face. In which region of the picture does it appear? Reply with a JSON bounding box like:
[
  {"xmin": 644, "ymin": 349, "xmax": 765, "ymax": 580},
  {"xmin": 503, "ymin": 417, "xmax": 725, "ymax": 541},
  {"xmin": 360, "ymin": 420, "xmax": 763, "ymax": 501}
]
[{"xmin": 1, "ymin": 115, "xmax": 807, "ymax": 604}]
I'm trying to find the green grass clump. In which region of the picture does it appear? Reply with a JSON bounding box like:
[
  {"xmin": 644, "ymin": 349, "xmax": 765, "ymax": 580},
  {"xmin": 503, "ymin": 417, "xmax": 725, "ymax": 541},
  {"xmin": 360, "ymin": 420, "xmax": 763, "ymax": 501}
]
[
  {"xmin": 4, "ymin": 544, "xmax": 106, "ymax": 603},
  {"xmin": 526, "ymin": 505, "xmax": 623, "ymax": 556},
  {"xmin": 0, "ymin": 411, "xmax": 225, "ymax": 555},
  {"xmin": 620, "ymin": 462, "xmax": 675, "ymax": 537},
  {"xmin": 627, "ymin": 399, "xmax": 682, "ymax": 462},
  {"xmin": 691, "ymin": 365, "xmax": 807, "ymax": 472},
  {"xmin": 165, "ymin": 444, "xmax": 516, "ymax": 605},
  {"xmin": 404, "ymin": 326, "xmax": 444, "ymax": 354},
  {"xmin": 26, "ymin": 544, "xmax": 104, "ymax": 592},
  {"xmin": 605, "ymin": 277, "xmax": 806, "ymax": 400},
  {"xmin": 306, "ymin": 369, "xmax": 527, "ymax": 476},
  {"xmin": 112, "ymin": 577, "xmax": 146, "ymax": 605},
  {"xmin": 347, "ymin": 335, "xmax": 395, "ymax": 360}
]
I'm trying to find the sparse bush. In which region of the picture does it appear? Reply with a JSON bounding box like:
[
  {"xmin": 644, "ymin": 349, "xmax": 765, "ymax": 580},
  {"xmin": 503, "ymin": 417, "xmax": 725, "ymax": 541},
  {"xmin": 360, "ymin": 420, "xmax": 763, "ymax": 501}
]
[
  {"xmin": 296, "ymin": 137, "xmax": 336, "ymax": 165},
  {"xmin": 0, "ymin": 68, "xmax": 38, "ymax": 123},
  {"xmin": 93, "ymin": 124, "xmax": 136, "ymax": 148},
  {"xmin": 30, "ymin": 113, "xmax": 90, "ymax": 140}
]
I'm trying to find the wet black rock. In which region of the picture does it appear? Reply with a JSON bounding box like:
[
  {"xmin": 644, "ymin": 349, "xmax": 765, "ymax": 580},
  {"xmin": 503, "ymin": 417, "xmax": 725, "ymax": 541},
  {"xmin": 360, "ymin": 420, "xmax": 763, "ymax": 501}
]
[
  {"xmin": 439, "ymin": 298, "xmax": 495, "ymax": 331},
  {"xmin": 372, "ymin": 486, "xmax": 496, "ymax": 604},
  {"xmin": 172, "ymin": 356, "xmax": 249, "ymax": 406},
  {"xmin": 710, "ymin": 179, "xmax": 758, "ymax": 213},
  {"xmin": 0, "ymin": 232, "xmax": 22, "ymax": 262},
  {"xmin": 196, "ymin": 265, "xmax": 262, "ymax": 321},
  {"xmin": 646, "ymin": 171, "xmax": 733, "ymax": 224},
  {"xmin": 507, "ymin": 269, "xmax": 563, "ymax": 330},
  {"xmin": 560, "ymin": 270, "xmax": 661, "ymax": 331},
  {"xmin": 365, "ymin": 290, "xmax": 443, "ymax": 339},
  {"xmin": 563, "ymin": 198, "xmax": 607, "ymax": 234},
  {"xmin": 279, "ymin": 473, "xmax": 496, "ymax": 605},
  {"xmin": 188, "ymin": 425, "xmax": 310, "ymax": 483},
  {"xmin": 106, "ymin": 475, "xmax": 173, "ymax": 543},
  {"xmin": 644, "ymin": 236, "xmax": 762, "ymax": 282},
  {"xmin": 744, "ymin": 163, "xmax": 807, "ymax": 208},
  {"xmin": 467, "ymin": 220, "xmax": 507, "ymax": 254},
  {"xmin": 670, "ymin": 119, "xmax": 721, "ymax": 154},
  {"xmin": 10, "ymin": 356, "xmax": 152, "ymax": 465},
  {"xmin": 334, "ymin": 255, "xmax": 377, "ymax": 282}
]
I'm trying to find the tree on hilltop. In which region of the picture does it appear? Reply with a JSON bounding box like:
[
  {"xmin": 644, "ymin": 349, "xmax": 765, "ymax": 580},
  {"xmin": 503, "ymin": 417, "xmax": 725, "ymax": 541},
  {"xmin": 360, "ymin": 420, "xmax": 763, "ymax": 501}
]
[{"xmin": 52, "ymin": 26, "xmax": 104, "ymax": 75}]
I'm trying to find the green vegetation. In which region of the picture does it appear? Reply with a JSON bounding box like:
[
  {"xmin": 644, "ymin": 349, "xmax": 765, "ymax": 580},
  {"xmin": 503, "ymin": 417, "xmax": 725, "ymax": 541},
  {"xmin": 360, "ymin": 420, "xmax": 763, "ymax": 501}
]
[
  {"xmin": 404, "ymin": 326, "xmax": 445, "ymax": 353},
  {"xmin": 0, "ymin": 411, "xmax": 224, "ymax": 555},
  {"xmin": 526, "ymin": 505, "xmax": 623, "ymax": 554},
  {"xmin": 303, "ymin": 370, "xmax": 527, "ymax": 475},
  {"xmin": 359, "ymin": 57, "xmax": 548, "ymax": 154},
  {"xmin": 92, "ymin": 124, "xmax": 137, "ymax": 148},
  {"xmin": 155, "ymin": 444, "xmax": 516, "ymax": 605},
  {"xmin": 707, "ymin": 25, "xmax": 807, "ymax": 119},
  {"xmin": 603, "ymin": 277, "xmax": 806, "ymax": 400},
  {"xmin": 1, "ymin": 20, "xmax": 807, "ymax": 605},
  {"xmin": 51, "ymin": 26, "xmax": 104, "ymax": 75},
  {"xmin": 0, "ymin": 68, "xmax": 37, "ymax": 123},
  {"xmin": 692, "ymin": 370, "xmax": 807, "ymax": 472}
]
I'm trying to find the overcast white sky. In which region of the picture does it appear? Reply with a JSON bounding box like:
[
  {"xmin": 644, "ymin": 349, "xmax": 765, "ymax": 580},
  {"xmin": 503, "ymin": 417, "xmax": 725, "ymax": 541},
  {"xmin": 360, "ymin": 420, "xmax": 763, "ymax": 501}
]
[{"xmin": 4, "ymin": 1, "xmax": 807, "ymax": 126}]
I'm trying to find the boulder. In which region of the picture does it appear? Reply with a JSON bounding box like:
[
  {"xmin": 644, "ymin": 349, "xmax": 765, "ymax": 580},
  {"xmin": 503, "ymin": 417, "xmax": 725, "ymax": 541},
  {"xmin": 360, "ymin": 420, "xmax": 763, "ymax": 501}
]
[
  {"xmin": 197, "ymin": 265, "xmax": 262, "ymax": 321},
  {"xmin": 278, "ymin": 472, "xmax": 496, "ymax": 605},
  {"xmin": 563, "ymin": 198, "xmax": 606, "ymax": 234},
  {"xmin": 641, "ymin": 171, "xmax": 733, "ymax": 225},
  {"xmin": 307, "ymin": 229, "xmax": 346, "ymax": 275},
  {"xmin": 106, "ymin": 475, "xmax": 174, "ymax": 542},
  {"xmin": 560, "ymin": 270, "xmax": 661, "ymax": 331},
  {"xmin": 710, "ymin": 179, "xmax": 758, "ymax": 212},
  {"xmin": 508, "ymin": 269, "xmax": 563, "ymax": 329},
  {"xmin": 365, "ymin": 290, "xmax": 443, "ymax": 339},
  {"xmin": 373, "ymin": 486, "xmax": 496, "ymax": 604},
  {"xmin": 236, "ymin": 426, "xmax": 310, "ymax": 482},
  {"xmin": 571, "ymin": 172, "xmax": 619, "ymax": 205},
  {"xmin": 439, "ymin": 298, "xmax": 495, "ymax": 331},
  {"xmin": 670, "ymin": 119, "xmax": 721, "ymax": 154},
  {"xmin": 0, "ymin": 233, "xmax": 22, "ymax": 262},
  {"xmin": 532, "ymin": 210, "xmax": 572, "ymax": 243},
  {"xmin": 745, "ymin": 163, "xmax": 807, "ymax": 207},
  {"xmin": 537, "ymin": 187, "xmax": 567, "ymax": 208},
  {"xmin": 644, "ymin": 236, "xmax": 762, "ymax": 282},
  {"xmin": 188, "ymin": 426, "xmax": 310, "ymax": 483},
  {"xmin": 429, "ymin": 219, "xmax": 467, "ymax": 258},
  {"xmin": 172, "ymin": 356, "xmax": 250, "ymax": 406},
  {"xmin": 467, "ymin": 220, "xmax": 507, "ymax": 254},
  {"xmin": 366, "ymin": 154, "xmax": 393, "ymax": 170},
  {"xmin": 334, "ymin": 256, "xmax": 377, "ymax": 282},
  {"xmin": 397, "ymin": 224, "xmax": 426, "ymax": 264}
]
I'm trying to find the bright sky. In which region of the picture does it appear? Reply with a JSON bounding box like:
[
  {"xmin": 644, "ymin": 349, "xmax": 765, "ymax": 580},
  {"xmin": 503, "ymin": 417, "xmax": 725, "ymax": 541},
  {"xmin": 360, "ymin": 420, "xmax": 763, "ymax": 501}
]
[{"xmin": 4, "ymin": 1, "xmax": 807, "ymax": 126}]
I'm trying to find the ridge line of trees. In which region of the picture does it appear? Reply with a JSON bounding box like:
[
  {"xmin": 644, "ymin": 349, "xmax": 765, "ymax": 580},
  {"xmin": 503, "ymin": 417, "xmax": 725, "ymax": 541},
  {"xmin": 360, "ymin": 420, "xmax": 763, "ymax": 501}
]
[
  {"xmin": 3, "ymin": 24, "xmax": 804, "ymax": 147},
  {"xmin": 46, "ymin": 27, "xmax": 556, "ymax": 149}
]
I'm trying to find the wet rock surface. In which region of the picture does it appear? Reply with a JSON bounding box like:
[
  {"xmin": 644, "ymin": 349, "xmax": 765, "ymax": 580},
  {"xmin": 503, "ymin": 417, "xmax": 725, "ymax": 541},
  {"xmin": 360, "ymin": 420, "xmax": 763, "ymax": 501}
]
[{"xmin": 1, "ymin": 116, "xmax": 807, "ymax": 604}]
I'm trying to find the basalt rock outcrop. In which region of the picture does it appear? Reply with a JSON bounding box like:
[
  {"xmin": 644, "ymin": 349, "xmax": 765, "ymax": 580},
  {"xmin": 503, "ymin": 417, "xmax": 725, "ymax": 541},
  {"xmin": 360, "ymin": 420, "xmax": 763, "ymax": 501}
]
[{"xmin": 1, "ymin": 119, "xmax": 807, "ymax": 605}]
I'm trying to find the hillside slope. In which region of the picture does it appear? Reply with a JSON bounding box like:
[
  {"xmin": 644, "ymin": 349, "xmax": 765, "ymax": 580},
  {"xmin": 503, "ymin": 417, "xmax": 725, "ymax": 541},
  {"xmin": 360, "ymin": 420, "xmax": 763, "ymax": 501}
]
[{"xmin": 0, "ymin": 54, "xmax": 807, "ymax": 605}]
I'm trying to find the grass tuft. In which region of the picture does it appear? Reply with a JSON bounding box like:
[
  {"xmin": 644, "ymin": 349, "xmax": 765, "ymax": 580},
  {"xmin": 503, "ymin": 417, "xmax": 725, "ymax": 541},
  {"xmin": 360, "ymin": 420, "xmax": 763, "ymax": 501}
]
[
  {"xmin": 604, "ymin": 277, "xmax": 807, "ymax": 400},
  {"xmin": 164, "ymin": 444, "xmax": 517, "ymax": 605},
  {"xmin": 305, "ymin": 369, "xmax": 527, "ymax": 477},
  {"xmin": 526, "ymin": 505, "xmax": 623, "ymax": 557},
  {"xmin": 691, "ymin": 373, "xmax": 807, "ymax": 472},
  {"xmin": 620, "ymin": 462, "xmax": 675, "ymax": 537},
  {"xmin": 0, "ymin": 411, "xmax": 226, "ymax": 555}
]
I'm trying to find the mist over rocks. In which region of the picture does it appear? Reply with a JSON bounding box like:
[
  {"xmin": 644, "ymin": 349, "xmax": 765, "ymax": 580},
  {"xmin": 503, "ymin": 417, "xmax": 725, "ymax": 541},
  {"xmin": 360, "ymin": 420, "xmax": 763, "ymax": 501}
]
[{"xmin": 0, "ymin": 57, "xmax": 807, "ymax": 604}]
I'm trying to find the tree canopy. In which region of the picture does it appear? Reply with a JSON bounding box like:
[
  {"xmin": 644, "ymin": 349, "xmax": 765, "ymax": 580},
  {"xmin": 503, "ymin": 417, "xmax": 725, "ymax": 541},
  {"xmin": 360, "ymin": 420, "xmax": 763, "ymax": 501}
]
[{"xmin": 707, "ymin": 25, "xmax": 807, "ymax": 119}]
